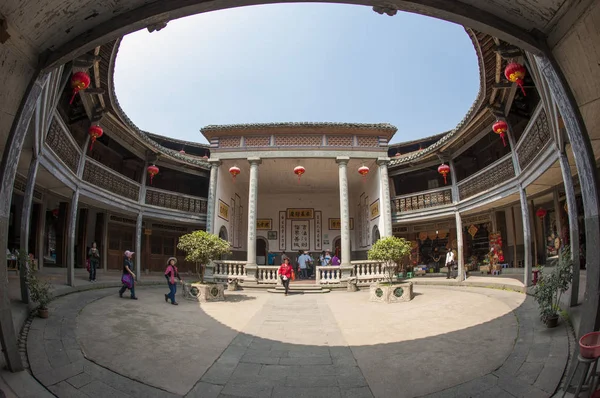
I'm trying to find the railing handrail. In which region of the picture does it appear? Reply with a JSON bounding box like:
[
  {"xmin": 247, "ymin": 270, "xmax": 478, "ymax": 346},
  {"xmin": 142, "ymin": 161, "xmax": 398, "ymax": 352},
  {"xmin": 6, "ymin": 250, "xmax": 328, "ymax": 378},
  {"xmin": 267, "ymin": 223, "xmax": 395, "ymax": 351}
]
[
  {"xmin": 515, "ymin": 103, "xmax": 544, "ymax": 152},
  {"xmin": 350, "ymin": 260, "xmax": 384, "ymax": 265},
  {"xmin": 85, "ymin": 156, "xmax": 141, "ymax": 187},
  {"xmin": 146, "ymin": 186, "xmax": 208, "ymax": 202},
  {"xmin": 457, "ymin": 153, "xmax": 513, "ymax": 188},
  {"xmin": 392, "ymin": 186, "xmax": 452, "ymax": 201},
  {"xmin": 52, "ymin": 112, "xmax": 82, "ymax": 154},
  {"xmin": 257, "ymin": 265, "xmax": 279, "ymax": 269},
  {"xmin": 213, "ymin": 260, "xmax": 247, "ymax": 265}
]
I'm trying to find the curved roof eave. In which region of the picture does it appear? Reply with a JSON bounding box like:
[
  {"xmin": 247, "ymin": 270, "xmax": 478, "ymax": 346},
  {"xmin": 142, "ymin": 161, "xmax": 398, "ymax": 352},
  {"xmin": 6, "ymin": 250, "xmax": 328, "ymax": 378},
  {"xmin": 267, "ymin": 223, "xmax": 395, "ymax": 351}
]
[
  {"xmin": 388, "ymin": 27, "xmax": 487, "ymax": 167},
  {"xmin": 106, "ymin": 38, "xmax": 211, "ymax": 169}
]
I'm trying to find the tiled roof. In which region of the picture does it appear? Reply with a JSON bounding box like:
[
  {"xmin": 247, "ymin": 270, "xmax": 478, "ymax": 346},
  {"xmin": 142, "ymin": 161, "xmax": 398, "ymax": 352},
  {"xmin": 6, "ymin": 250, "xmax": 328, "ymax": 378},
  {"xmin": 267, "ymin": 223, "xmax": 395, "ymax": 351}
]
[{"xmin": 201, "ymin": 122, "xmax": 397, "ymax": 132}]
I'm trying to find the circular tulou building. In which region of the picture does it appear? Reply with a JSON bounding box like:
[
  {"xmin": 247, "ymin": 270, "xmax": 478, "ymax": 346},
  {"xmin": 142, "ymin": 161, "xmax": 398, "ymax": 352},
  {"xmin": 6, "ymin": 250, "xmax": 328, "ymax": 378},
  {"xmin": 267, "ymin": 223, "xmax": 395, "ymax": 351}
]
[{"xmin": 0, "ymin": 1, "xmax": 599, "ymax": 395}]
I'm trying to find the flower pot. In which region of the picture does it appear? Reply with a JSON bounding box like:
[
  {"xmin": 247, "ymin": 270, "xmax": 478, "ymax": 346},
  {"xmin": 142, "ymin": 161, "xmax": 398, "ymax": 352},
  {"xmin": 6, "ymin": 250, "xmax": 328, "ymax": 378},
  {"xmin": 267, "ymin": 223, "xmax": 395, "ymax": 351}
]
[
  {"xmin": 579, "ymin": 331, "xmax": 600, "ymax": 359},
  {"xmin": 38, "ymin": 307, "xmax": 49, "ymax": 318},
  {"xmin": 545, "ymin": 314, "xmax": 559, "ymax": 328}
]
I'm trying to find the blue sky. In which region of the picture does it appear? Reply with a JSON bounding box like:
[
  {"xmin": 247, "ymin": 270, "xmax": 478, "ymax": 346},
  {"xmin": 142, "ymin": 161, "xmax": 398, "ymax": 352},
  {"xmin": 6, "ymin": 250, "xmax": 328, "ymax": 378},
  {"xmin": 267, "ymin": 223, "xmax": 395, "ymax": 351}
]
[{"xmin": 114, "ymin": 4, "xmax": 479, "ymax": 145}]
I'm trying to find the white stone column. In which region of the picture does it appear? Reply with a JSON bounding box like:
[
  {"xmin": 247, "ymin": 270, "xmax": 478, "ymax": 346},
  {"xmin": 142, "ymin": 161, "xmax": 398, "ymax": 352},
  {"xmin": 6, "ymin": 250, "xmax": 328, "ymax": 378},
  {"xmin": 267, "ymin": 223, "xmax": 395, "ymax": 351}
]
[
  {"xmin": 337, "ymin": 157, "xmax": 351, "ymax": 266},
  {"xmin": 246, "ymin": 158, "xmax": 261, "ymax": 281},
  {"xmin": 67, "ymin": 189, "xmax": 80, "ymax": 287},
  {"xmin": 519, "ymin": 187, "xmax": 532, "ymax": 287},
  {"xmin": 135, "ymin": 211, "xmax": 143, "ymax": 281},
  {"xmin": 558, "ymin": 151, "xmax": 580, "ymax": 306},
  {"xmin": 449, "ymin": 159, "xmax": 459, "ymax": 202},
  {"xmin": 455, "ymin": 211, "xmax": 465, "ymax": 281},
  {"xmin": 206, "ymin": 159, "xmax": 221, "ymax": 234},
  {"xmin": 377, "ymin": 157, "xmax": 393, "ymax": 237}
]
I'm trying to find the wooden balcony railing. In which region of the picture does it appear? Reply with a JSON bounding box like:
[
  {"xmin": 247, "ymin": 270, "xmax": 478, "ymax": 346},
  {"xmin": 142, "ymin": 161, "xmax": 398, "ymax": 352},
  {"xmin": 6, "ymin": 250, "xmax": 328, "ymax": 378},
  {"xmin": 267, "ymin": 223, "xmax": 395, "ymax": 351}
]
[
  {"xmin": 82, "ymin": 157, "xmax": 140, "ymax": 201},
  {"xmin": 46, "ymin": 116, "xmax": 81, "ymax": 174},
  {"xmin": 516, "ymin": 105, "xmax": 552, "ymax": 170},
  {"xmin": 145, "ymin": 187, "xmax": 207, "ymax": 214},
  {"xmin": 391, "ymin": 187, "xmax": 452, "ymax": 214},
  {"xmin": 457, "ymin": 154, "xmax": 515, "ymax": 200}
]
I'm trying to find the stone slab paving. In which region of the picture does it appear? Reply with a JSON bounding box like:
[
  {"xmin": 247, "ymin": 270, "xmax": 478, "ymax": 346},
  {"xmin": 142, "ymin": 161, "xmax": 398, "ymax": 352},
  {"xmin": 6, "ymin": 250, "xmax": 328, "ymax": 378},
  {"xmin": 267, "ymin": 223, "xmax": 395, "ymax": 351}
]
[{"xmin": 25, "ymin": 285, "xmax": 570, "ymax": 397}]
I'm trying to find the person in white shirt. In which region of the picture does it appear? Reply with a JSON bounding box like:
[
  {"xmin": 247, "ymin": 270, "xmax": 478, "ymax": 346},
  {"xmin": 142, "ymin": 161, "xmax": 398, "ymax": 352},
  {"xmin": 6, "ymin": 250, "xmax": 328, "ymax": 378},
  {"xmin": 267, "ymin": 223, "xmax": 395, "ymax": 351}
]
[
  {"xmin": 320, "ymin": 251, "xmax": 332, "ymax": 266},
  {"xmin": 445, "ymin": 249, "xmax": 456, "ymax": 279},
  {"xmin": 298, "ymin": 251, "xmax": 311, "ymax": 279}
]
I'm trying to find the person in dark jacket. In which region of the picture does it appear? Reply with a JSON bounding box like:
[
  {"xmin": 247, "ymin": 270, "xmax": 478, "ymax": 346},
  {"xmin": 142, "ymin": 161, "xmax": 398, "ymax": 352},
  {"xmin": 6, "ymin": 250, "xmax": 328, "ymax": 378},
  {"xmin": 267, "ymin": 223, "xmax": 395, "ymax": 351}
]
[
  {"xmin": 277, "ymin": 257, "xmax": 293, "ymax": 296},
  {"xmin": 88, "ymin": 241, "xmax": 100, "ymax": 282},
  {"xmin": 164, "ymin": 257, "xmax": 183, "ymax": 305},
  {"xmin": 118, "ymin": 250, "xmax": 138, "ymax": 300}
]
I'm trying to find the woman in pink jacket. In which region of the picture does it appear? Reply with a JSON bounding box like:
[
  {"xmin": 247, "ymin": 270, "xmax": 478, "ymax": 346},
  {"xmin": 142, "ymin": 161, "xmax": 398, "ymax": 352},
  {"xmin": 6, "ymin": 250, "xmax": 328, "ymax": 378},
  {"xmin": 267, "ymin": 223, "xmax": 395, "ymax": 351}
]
[{"xmin": 164, "ymin": 257, "xmax": 183, "ymax": 305}]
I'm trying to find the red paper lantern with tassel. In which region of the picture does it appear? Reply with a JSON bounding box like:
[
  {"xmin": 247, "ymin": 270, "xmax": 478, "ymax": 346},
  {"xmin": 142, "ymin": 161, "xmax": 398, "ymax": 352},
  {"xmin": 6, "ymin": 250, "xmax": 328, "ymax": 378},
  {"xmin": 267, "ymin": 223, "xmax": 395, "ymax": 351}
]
[
  {"xmin": 492, "ymin": 120, "xmax": 508, "ymax": 147},
  {"xmin": 88, "ymin": 125, "xmax": 103, "ymax": 151},
  {"xmin": 229, "ymin": 166, "xmax": 241, "ymax": 183},
  {"xmin": 358, "ymin": 165, "xmax": 369, "ymax": 182},
  {"xmin": 69, "ymin": 72, "xmax": 91, "ymax": 104},
  {"xmin": 294, "ymin": 166, "xmax": 305, "ymax": 183},
  {"xmin": 504, "ymin": 62, "xmax": 527, "ymax": 96},
  {"xmin": 147, "ymin": 165, "xmax": 159, "ymax": 185},
  {"xmin": 438, "ymin": 163, "xmax": 450, "ymax": 185},
  {"xmin": 536, "ymin": 208, "xmax": 547, "ymax": 219}
]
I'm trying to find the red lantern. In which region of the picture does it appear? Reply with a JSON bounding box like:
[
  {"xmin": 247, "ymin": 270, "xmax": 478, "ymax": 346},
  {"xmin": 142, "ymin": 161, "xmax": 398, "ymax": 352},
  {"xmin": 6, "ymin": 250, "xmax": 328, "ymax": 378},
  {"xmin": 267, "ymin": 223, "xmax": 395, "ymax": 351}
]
[
  {"xmin": 51, "ymin": 209, "xmax": 59, "ymax": 218},
  {"xmin": 492, "ymin": 120, "xmax": 508, "ymax": 147},
  {"xmin": 229, "ymin": 166, "xmax": 241, "ymax": 182},
  {"xmin": 88, "ymin": 125, "xmax": 103, "ymax": 151},
  {"xmin": 395, "ymin": 152, "xmax": 401, "ymax": 157},
  {"xmin": 147, "ymin": 164, "xmax": 159, "ymax": 185},
  {"xmin": 498, "ymin": 254, "xmax": 505, "ymax": 263},
  {"xmin": 505, "ymin": 62, "xmax": 527, "ymax": 96},
  {"xmin": 438, "ymin": 163, "xmax": 450, "ymax": 185},
  {"xmin": 294, "ymin": 165, "xmax": 305, "ymax": 183},
  {"xmin": 536, "ymin": 208, "xmax": 547, "ymax": 219},
  {"xmin": 69, "ymin": 72, "xmax": 91, "ymax": 104},
  {"xmin": 358, "ymin": 165, "xmax": 369, "ymax": 182},
  {"xmin": 179, "ymin": 149, "xmax": 186, "ymax": 154}
]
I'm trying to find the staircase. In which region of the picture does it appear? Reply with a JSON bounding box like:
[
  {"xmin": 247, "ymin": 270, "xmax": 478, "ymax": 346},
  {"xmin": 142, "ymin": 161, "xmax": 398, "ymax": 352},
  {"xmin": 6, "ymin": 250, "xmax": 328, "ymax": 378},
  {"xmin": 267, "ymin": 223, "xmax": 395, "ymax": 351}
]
[{"xmin": 267, "ymin": 283, "xmax": 331, "ymax": 294}]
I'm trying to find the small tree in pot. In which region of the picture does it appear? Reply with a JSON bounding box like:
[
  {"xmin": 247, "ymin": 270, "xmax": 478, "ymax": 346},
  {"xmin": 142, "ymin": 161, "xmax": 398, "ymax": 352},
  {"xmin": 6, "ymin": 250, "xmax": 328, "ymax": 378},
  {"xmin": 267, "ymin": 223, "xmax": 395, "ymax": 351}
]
[
  {"xmin": 177, "ymin": 230, "xmax": 231, "ymax": 301},
  {"xmin": 26, "ymin": 266, "xmax": 53, "ymax": 318},
  {"xmin": 533, "ymin": 246, "xmax": 573, "ymax": 327},
  {"xmin": 368, "ymin": 236, "xmax": 413, "ymax": 302}
]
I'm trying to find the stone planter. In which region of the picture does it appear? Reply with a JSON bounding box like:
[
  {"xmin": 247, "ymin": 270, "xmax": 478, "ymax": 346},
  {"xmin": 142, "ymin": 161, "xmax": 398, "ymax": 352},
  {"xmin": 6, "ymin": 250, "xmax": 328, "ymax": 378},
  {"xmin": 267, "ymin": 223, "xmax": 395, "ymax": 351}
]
[
  {"xmin": 347, "ymin": 277, "xmax": 358, "ymax": 292},
  {"xmin": 227, "ymin": 280, "xmax": 239, "ymax": 291},
  {"xmin": 187, "ymin": 282, "xmax": 225, "ymax": 302},
  {"xmin": 369, "ymin": 282, "xmax": 413, "ymax": 303},
  {"xmin": 38, "ymin": 307, "xmax": 49, "ymax": 318}
]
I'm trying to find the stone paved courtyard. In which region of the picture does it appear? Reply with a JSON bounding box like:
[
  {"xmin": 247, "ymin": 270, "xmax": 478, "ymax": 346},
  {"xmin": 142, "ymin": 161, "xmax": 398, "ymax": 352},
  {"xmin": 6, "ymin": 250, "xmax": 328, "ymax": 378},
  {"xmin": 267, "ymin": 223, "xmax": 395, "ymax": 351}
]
[{"xmin": 24, "ymin": 285, "xmax": 570, "ymax": 397}]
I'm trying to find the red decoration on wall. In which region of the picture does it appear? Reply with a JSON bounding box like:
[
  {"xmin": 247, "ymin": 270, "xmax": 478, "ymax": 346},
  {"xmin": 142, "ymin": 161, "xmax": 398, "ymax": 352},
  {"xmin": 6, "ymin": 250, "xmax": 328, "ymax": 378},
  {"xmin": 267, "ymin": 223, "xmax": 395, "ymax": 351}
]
[
  {"xmin": 69, "ymin": 72, "xmax": 91, "ymax": 104},
  {"xmin": 437, "ymin": 163, "xmax": 450, "ymax": 185},
  {"xmin": 536, "ymin": 208, "xmax": 547, "ymax": 219},
  {"xmin": 294, "ymin": 165, "xmax": 305, "ymax": 183},
  {"xmin": 504, "ymin": 62, "xmax": 527, "ymax": 96},
  {"xmin": 229, "ymin": 166, "xmax": 241, "ymax": 183},
  {"xmin": 492, "ymin": 120, "xmax": 508, "ymax": 147},
  {"xmin": 358, "ymin": 165, "xmax": 369, "ymax": 182},
  {"xmin": 147, "ymin": 165, "xmax": 159, "ymax": 185},
  {"xmin": 88, "ymin": 125, "xmax": 103, "ymax": 151}
]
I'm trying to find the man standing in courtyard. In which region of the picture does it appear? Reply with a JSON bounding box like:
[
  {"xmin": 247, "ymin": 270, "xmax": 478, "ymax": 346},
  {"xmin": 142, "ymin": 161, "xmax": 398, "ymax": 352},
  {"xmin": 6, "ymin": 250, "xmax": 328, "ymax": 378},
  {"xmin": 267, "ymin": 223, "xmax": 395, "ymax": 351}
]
[
  {"xmin": 298, "ymin": 251, "xmax": 311, "ymax": 280},
  {"xmin": 445, "ymin": 248, "xmax": 456, "ymax": 279}
]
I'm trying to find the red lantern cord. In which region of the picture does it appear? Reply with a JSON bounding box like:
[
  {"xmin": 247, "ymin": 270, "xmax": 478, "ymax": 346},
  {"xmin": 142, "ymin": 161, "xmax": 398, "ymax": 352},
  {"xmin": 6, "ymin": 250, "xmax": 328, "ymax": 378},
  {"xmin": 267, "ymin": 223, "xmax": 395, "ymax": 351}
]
[
  {"xmin": 505, "ymin": 62, "xmax": 527, "ymax": 97},
  {"xmin": 147, "ymin": 164, "xmax": 159, "ymax": 185},
  {"xmin": 229, "ymin": 166, "xmax": 241, "ymax": 183},
  {"xmin": 69, "ymin": 72, "xmax": 91, "ymax": 104},
  {"xmin": 294, "ymin": 166, "xmax": 305, "ymax": 183},
  {"xmin": 492, "ymin": 120, "xmax": 508, "ymax": 147},
  {"xmin": 438, "ymin": 163, "xmax": 450, "ymax": 185},
  {"xmin": 88, "ymin": 125, "xmax": 103, "ymax": 151}
]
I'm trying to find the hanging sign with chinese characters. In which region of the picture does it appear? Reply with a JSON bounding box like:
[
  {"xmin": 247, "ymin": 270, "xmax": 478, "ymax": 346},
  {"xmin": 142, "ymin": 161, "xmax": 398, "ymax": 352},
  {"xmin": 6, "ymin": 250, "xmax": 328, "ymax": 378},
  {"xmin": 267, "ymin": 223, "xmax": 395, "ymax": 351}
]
[
  {"xmin": 292, "ymin": 221, "xmax": 310, "ymax": 250},
  {"xmin": 286, "ymin": 208, "xmax": 314, "ymax": 219}
]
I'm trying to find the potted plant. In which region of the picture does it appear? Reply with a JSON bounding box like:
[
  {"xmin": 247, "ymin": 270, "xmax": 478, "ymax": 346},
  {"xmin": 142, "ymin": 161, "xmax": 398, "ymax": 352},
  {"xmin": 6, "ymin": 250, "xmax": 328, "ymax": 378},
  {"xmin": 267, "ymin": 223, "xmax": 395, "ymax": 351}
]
[
  {"xmin": 533, "ymin": 246, "xmax": 573, "ymax": 328},
  {"xmin": 26, "ymin": 266, "xmax": 53, "ymax": 318},
  {"xmin": 367, "ymin": 236, "xmax": 413, "ymax": 303},
  {"xmin": 177, "ymin": 230, "xmax": 231, "ymax": 302}
]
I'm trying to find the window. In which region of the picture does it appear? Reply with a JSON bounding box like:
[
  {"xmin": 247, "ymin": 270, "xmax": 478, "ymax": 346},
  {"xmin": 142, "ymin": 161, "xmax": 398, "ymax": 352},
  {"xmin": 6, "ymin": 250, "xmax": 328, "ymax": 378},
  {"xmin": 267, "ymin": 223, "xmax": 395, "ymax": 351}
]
[
  {"xmin": 372, "ymin": 226, "xmax": 381, "ymax": 245},
  {"xmin": 163, "ymin": 237, "xmax": 175, "ymax": 256}
]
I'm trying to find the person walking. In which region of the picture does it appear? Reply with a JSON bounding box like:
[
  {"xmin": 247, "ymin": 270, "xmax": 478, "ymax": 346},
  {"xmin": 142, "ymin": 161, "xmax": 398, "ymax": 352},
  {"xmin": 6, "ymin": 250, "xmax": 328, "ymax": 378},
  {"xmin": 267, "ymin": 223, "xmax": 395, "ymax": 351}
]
[
  {"xmin": 445, "ymin": 249, "xmax": 456, "ymax": 279},
  {"xmin": 164, "ymin": 257, "xmax": 182, "ymax": 305},
  {"xmin": 320, "ymin": 251, "xmax": 332, "ymax": 266},
  {"xmin": 298, "ymin": 251, "xmax": 311, "ymax": 280},
  {"xmin": 88, "ymin": 241, "xmax": 100, "ymax": 282},
  {"xmin": 278, "ymin": 257, "xmax": 293, "ymax": 296},
  {"xmin": 119, "ymin": 250, "xmax": 138, "ymax": 299}
]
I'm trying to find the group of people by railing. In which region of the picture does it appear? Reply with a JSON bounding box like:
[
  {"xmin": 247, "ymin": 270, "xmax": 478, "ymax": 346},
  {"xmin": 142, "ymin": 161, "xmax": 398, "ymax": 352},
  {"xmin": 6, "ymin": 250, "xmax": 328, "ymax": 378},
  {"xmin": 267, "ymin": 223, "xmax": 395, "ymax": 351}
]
[{"xmin": 270, "ymin": 250, "xmax": 340, "ymax": 280}]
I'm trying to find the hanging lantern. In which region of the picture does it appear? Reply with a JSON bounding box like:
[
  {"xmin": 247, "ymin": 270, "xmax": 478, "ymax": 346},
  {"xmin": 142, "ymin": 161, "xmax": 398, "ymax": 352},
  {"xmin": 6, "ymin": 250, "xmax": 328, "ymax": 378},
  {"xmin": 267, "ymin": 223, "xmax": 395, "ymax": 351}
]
[
  {"xmin": 88, "ymin": 125, "xmax": 103, "ymax": 151},
  {"xmin": 395, "ymin": 152, "xmax": 401, "ymax": 157},
  {"xmin": 498, "ymin": 254, "xmax": 505, "ymax": 263},
  {"xmin": 202, "ymin": 155, "xmax": 209, "ymax": 159},
  {"xmin": 358, "ymin": 165, "xmax": 369, "ymax": 182},
  {"xmin": 504, "ymin": 62, "xmax": 527, "ymax": 96},
  {"xmin": 51, "ymin": 209, "xmax": 59, "ymax": 218},
  {"xmin": 492, "ymin": 120, "xmax": 508, "ymax": 147},
  {"xmin": 69, "ymin": 71, "xmax": 91, "ymax": 104},
  {"xmin": 536, "ymin": 208, "xmax": 547, "ymax": 220},
  {"xmin": 437, "ymin": 163, "xmax": 450, "ymax": 185},
  {"xmin": 294, "ymin": 165, "xmax": 305, "ymax": 183},
  {"xmin": 179, "ymin": 149, "xmax": 186, "ymax": 154},
  {"xmin": 147, "ymin": 164, "xmax": 159, "ymax": 185},
  {"xmin": 229, "ymin": 166, "xmax": 241, "ymax": 182}
]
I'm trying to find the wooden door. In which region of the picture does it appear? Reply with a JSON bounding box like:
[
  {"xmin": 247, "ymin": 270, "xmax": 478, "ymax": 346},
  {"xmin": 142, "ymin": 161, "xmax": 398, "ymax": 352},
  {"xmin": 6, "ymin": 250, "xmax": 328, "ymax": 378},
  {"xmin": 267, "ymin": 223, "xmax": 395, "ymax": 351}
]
[{"xmin": 107, "ymin": 224, "xmax": 134, "ymax": 270}]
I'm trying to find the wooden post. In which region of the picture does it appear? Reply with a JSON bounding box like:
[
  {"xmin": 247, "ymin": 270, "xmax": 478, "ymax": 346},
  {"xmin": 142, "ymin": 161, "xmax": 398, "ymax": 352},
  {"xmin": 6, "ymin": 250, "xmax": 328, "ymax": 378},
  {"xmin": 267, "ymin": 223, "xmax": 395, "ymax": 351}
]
[
  {"xmin": 19, "ymin": 159, "xmax": 40, "ymax": 303},
  {"xmin": 511, "ymin": 207, "xmax": 518, "ymax": 268},
  {"xmin": 530, "ymin": 200, "xmax": 538, "ymax": 266},
  {"xmin": 519, "ymin": 188, "xmax": 532, "ymax": 287},
  {"xmin": 67, "ymin": 189, "xmax": 80, "ymax": 286}
]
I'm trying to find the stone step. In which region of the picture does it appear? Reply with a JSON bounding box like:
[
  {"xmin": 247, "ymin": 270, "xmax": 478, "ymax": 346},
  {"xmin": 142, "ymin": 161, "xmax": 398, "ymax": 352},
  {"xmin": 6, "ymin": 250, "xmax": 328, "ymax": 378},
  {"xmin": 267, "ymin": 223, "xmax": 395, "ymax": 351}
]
[
  {"xmin": 267, "ymin": 288, "xmax": 331, "ymax": 294},
  {"xmin": 275, "ymin": 285, "xmax": 324, "ymax": 290}
]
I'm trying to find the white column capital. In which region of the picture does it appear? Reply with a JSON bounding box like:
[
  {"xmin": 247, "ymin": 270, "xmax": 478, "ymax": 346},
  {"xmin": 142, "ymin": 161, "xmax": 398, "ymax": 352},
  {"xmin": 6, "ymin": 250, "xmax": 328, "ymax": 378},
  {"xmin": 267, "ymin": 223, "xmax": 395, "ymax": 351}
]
[
  {"xmin": 208, "ymin": 159, "xmax": 222, "ymax": 168},
  {"xmin": 336, "ymin": 156, "xmax": 350, "ymax": 165},
  {"xmin": 248, "ymin": 157, "xmax": 262, "ymax": 166},
  {"xmin": 376, "ymin": 157, "xmax": 390, "ymax": 166}
]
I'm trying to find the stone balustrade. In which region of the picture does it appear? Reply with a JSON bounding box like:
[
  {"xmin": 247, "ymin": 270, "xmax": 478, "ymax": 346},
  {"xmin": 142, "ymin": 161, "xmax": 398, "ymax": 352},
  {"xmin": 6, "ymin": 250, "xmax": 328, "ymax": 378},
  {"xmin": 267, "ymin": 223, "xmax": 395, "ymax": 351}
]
[
  {"xmin": 316, "ymin": 266, "xmax": 343, "ymax": 284},
  {"xmin": 257, "ymin": 266, "xmax": 280, "ymax": 284},
  {"xmin": 212, "ymin": 260, "xmax": 247, "ymax": 282},
  {"xmin": 351, "ymin": 260, "xmax": 394, "ymax": 286}
]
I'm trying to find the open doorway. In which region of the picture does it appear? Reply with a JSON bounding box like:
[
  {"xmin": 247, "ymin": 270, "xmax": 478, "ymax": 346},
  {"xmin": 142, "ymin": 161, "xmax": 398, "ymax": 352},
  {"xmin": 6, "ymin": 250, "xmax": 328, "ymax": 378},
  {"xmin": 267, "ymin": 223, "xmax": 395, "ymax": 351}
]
[{"xmin": 256, "ymin": 237, "xmax": 267, "ymax": 265}]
